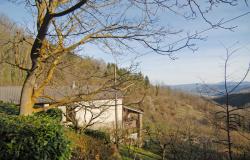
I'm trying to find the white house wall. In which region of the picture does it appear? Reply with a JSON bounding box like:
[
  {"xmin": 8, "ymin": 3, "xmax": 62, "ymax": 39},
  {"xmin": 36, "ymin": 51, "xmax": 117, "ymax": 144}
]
[
  {"xmin": 58, "ymin": 106, "xmax": 67, "ymax": 122},
  {"xmin": 60, "ymin": 98, "xmax": 123, "ymax": 129}
]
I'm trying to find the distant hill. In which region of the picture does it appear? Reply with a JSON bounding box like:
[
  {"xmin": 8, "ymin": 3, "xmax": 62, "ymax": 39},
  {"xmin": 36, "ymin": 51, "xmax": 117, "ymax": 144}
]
[
  {"xmin": 170, "ymin": 82, "xmax": 250, "ymax": 97},
  {"xmin": 171, "ymin": 82, "xmax": 250, "ymax": 108},
  {"xmin": 213, "ymin": 92, "xmax": 250, "ymax": 108}
]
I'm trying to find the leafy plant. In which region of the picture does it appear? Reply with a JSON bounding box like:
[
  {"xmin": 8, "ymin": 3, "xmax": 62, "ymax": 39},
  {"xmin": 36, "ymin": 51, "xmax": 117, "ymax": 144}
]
[
  {"xmin": 0, "ymin": 101, "xmax": 19, "ymax": 115},
  {"xmin": 0, "ymin": 114, "xmax": 71, "ymax": 160},
  {"xmin": 35, "ymin": 108, "xmax": 63, "ymax": 122}
]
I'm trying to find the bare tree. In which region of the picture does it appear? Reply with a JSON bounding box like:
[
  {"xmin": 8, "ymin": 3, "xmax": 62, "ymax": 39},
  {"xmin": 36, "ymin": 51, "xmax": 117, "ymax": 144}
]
[
  {"xmin": 148, "ymin": 126, "xmax": 170, "ymax": 160},
  {"xmin": 0, "ymin": 16, "xmax": 32, "ymax": 85},
  {"xmin": 4, "ymin": 0, "xmax": 247, "ymax": 115},
  {"xmin": 200, "ymin": 46, "xmax": 250, "ymax": 160},
  {"xmin": 218, "ymin": 48, "xmax": 249, "ymax": 160}
]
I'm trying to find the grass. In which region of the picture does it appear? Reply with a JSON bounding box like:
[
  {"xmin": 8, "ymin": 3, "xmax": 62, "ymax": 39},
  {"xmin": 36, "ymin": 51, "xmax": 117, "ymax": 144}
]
[{"xmin": 120, "ymin": 145, "xmax": 161, "ymax": 160}]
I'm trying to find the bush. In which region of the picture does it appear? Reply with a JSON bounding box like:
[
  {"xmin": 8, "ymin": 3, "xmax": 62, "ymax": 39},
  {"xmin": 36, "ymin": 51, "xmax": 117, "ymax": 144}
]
[
  {"xmin": 0, "ymin": 114, "xmax": 71, "ymax": 160},
  {"xmin": 0, "ymin": 101, "xmax": 19, "ymax": 115},
  {"xmin": 35, "ymin": 108, "xmax": 63, "ymax": 122},
  {"xmin": 66, "ymin": 129, "xmax": 115, "ymax": 160},
  {"xmin": 84, "ymin": 129, "xmax": 110, "ymax": 144}
]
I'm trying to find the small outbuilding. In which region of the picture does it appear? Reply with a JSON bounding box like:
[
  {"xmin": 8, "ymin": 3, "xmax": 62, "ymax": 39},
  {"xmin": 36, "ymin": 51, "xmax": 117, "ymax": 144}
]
[{"xmin": 122, "ymin": 106, "xmax": 143, "ymax": 145}]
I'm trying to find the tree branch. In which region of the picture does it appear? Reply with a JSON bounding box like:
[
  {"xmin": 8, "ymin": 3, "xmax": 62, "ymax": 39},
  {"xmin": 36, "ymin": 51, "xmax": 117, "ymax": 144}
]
[{"xmin": 52, "ymin": 0, "xmax": 88, "ymax": 17}]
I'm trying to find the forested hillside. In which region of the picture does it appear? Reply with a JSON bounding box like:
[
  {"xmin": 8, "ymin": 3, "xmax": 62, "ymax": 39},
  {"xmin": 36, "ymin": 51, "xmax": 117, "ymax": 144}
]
[
  {"xmin": 0, "ymin": 15, "xmax": 30, "ymax": 85},
  {"xmin": 214, "ymin": 92, "xmax": 250, "ymax": 108},
  {"xmin": 0, "ymin": 15, "xmax": 108, "ymax": 86}
]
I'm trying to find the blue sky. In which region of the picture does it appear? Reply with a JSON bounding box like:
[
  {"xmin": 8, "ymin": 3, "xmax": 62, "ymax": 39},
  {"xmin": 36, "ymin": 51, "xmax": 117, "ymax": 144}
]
[{"xmin": 0, "ymin": 1, "xmax": 249, "ymax": 85}]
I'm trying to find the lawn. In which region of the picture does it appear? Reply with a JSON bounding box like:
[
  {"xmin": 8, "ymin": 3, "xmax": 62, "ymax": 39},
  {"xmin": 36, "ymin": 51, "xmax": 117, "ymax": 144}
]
[{"xmin": 120, "ymin": 145, "xmax": 161, "ymax": 160}]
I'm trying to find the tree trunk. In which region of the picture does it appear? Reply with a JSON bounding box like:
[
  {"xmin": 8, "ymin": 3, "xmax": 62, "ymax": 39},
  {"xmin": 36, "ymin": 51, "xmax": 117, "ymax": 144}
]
[
  {"xmin": 19, "ymin": 72, "xmax": 37, "ymax": 115},
  {"xmin": 162, "ymin": 150, "xmax": 166, "ymax": 160},
  {"xmin": 161, "ymin": 146, "xmax": 166, "ymax": 160},
  {"xmin": 226, "ymin": 94, "xmax": 233, "ymax": 160}
]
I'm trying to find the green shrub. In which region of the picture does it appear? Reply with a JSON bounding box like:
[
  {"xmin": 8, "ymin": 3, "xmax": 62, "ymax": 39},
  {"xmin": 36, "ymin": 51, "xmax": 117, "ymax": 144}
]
[
  {"xmin": 0, "ymin": 114, "xmax": 71, "ymax": 160},
  {"xmin": 0, "ymin": 101, "xmax": 19, "ymax": 115},
  {"xmin": 35, "ymin": 108, "xmax": 63, "ymax": 122},
  {"xmin": 84, "ymin": 129, "xmax": 111, "ymax": 144}
]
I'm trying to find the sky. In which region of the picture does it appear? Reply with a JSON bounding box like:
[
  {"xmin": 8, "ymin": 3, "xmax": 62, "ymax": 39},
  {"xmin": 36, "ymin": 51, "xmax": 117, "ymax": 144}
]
[{"xmin": 0, "ymin": 1, "xmax": 249, "ymax": 85}]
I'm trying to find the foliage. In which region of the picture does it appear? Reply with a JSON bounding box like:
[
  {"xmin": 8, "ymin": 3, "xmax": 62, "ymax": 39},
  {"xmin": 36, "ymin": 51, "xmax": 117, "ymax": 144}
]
[
  {"xmin": 84, "ymin": 128, "xmax": 111, "ymax": 144},
  {"xmin": 0, "ymin": 114, "xmax": 71, "ymax": 160},
  {"xmin": 0, "ymin": 101, "xmax": 19, "ymax": 115},
  {"xmin": 35, "ymin": 108, "xmax": 63, "ymax": 122}
]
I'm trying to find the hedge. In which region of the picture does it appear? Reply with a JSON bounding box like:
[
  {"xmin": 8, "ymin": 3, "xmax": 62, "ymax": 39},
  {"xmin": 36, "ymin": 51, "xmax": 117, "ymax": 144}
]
[
  {"xmin": 35, "ymin": 108, "xmax": 63, "ymax": 122},
  {"xmin": 0, "ymin": 114, "xmax": 71, "ymax": 160},
  {"xmin": 0, "ymin": 101, "xmax": 19, "ymax": 115}
]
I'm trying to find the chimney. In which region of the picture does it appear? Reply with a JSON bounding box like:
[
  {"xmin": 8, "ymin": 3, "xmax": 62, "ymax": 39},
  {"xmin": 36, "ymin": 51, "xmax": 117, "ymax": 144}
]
[{"xmin": 72, "ymin": 81, "xmax": 76, "ymax": 89}]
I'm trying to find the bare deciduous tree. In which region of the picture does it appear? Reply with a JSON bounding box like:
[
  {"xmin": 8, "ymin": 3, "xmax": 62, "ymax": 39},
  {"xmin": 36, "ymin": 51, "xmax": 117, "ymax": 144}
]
[
  {"xmin": 218, "ymin": 48, "xmax": 249, "ymax": 160},
  {"xmin": 201, "ymin": 46, "xmax": 250, "ymax": 160}
]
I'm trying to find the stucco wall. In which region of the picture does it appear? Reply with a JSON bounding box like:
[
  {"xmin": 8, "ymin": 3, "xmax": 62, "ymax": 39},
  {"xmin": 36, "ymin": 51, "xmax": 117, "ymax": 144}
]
[{"xmin": 60, "ymin": 98, "xmax": 123, "ymax": 129}]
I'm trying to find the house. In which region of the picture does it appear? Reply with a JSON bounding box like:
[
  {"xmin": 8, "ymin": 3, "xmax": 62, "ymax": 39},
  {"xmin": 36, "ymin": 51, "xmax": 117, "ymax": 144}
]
[
  {"xmin": 59, "ymin": 98, "xmax": 124, "ymax": 129},
  {"xmin": 0, "ymin": 86, "xmax": 143, "ymax": 141}
]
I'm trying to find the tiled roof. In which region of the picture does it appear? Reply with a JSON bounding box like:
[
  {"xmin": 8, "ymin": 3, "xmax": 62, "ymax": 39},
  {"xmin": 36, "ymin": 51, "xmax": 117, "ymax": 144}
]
[{"xmin": 0, "ymin": 86, "xmax": 22, "ymax": 104}]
